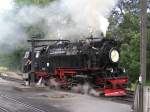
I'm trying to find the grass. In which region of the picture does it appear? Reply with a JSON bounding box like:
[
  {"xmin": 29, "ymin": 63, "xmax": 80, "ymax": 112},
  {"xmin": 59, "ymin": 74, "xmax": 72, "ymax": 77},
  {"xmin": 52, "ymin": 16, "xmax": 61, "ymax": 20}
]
[
  {"xmin": 126, "ymin": 83, "xmax": 137, "ymax": 91},
  {"xmin": 130, "ymin": 83, "xmax": 137, "ymax": 91},
  {"xmin": 146, "ymin": 80, "xmax": 150, "ymax": 86}
]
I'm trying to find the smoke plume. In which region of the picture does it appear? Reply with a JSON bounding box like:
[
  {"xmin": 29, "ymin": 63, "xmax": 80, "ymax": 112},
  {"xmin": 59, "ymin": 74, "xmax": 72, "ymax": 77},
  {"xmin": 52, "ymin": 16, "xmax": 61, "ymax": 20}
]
[
  {"xmin": 0, "ymin": 0, "xmax": 119, "ymax": 52},
  {"xmin": 30, "ymin": 0, "xmax": 119, "ymax": 39},
  {"xmin": 0, "ymin": 0, "xmax": 27, "ymax": 53}
]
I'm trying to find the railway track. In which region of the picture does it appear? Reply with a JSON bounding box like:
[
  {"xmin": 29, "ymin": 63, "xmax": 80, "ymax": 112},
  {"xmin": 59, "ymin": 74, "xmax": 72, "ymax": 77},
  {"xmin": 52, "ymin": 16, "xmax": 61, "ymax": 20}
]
[
  {"xmin": 0, "ymin": 74, "xmax": 23, "ymax": 83},
  {"xmin": 0, "ymin": 106, "xmax": 10, "ymax": 112},
  {"xmin": 51, "ymin": 88, "xmax": 134, "ymax": 105},
  {"xmin": 0, "ymin": 92, "xmax": 48, "ymax": 112},
  {"xmin": 0, "ymin": 72, "xmax": 134, "ymax": 105}
]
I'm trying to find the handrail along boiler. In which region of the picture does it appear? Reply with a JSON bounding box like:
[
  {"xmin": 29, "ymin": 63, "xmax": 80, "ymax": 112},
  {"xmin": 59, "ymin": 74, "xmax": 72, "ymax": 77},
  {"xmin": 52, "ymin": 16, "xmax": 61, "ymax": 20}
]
[{"xmin": 22, "ymin": 37, "xmax": 128, "ymax": 96}]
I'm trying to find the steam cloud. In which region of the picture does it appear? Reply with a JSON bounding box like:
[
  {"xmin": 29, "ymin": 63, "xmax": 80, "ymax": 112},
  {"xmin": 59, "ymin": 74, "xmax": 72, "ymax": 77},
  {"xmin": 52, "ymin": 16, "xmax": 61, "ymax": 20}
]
[
  {"xmin": 0, "ymin": 0, "xmax": 119, "ymax": 52},
  {"xmin": 0, "ymin": 0, "xmax": 27, "ymax": 53}
]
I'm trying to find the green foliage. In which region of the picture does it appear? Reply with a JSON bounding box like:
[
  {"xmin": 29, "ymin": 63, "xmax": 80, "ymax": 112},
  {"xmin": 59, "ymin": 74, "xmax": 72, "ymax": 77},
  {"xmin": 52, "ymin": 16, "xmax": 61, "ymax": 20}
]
[
  {"xmin": 120, "ymin": 33, "xmax": 140, "ymax": 82},
  {"xmin": 15, "ymin": 0, "xmax": 54, "ymax": 6},
  {"xmin": 146, "ymin": 80, "xmax": 150, "ymax": 86},
  {"xmin": 0, "ymin": 47, "xmax": 27, "ymax": 70},
  {"xmin": 108, "ymin": 0, "xmax": 150, "ymax": 82}
]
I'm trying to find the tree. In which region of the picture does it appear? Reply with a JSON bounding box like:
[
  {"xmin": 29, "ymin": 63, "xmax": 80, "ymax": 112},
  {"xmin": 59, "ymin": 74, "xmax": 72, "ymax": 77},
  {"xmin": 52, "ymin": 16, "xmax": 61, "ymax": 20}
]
[
  {"xmin": 107, "ymin": 0, "xmax": 150, "ymax": 82},
  {"xmin": 15, "ymin": 0, "xmax": 54, "ymax": 6},
  {"xmin": 0, "ymin": 46, "xmax": 27, "ymax": 70}
]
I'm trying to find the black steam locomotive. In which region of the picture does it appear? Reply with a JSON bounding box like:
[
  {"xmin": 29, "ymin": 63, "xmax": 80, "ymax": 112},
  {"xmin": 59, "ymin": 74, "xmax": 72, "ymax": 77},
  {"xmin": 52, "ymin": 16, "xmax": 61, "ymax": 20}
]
[{"xmin": 22, "ymin": 37, "xmax": 128, "ymax": 96}]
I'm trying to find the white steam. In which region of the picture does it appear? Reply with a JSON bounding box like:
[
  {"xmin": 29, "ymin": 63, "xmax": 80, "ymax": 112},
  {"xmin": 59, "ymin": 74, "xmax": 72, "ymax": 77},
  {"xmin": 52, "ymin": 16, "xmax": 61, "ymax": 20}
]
[
  {"xmin": 0, "ymin": 0, "xmax": 119, "ymax": 52},
  {"xmin": 62, "ymin": 0, "xmax": 118, "ymax": 36},
  {"xmin": 0, "ymin": 0, "xmax": 13, "ymax": 14},
  {"xmin": 0, "ymin": 0, "xmax": 27, "ymax": 53},
  {"xmin": 45, "ymin": 0, "xmax": 119, "ymax": 38}
]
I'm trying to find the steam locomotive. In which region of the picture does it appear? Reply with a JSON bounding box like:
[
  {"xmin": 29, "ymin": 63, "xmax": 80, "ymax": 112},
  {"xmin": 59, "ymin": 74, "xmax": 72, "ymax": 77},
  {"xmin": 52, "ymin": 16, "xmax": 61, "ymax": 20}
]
[{"xmin": 22, "ymin": 37, "xmax": 128, "ymax": 96}]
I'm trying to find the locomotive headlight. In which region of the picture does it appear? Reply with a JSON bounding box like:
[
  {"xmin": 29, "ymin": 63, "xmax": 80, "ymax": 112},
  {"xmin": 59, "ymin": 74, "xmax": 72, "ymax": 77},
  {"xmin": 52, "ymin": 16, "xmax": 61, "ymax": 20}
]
[{"xmin": 110, "ymin": 49, "xmax": 119, "ymax": 63}]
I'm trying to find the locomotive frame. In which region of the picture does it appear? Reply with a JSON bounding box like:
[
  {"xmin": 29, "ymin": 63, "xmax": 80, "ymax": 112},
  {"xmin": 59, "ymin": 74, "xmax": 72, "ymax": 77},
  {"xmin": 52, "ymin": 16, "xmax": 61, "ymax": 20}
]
[{"xmin": 22, "ymin": 37, "xmax": 128, "ymax": 96}]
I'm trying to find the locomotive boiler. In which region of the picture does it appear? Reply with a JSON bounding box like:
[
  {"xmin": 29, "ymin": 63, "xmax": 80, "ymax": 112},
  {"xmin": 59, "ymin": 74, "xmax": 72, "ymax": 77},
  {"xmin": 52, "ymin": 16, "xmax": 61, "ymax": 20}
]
[{"xmin": 22, "ymin": 37, "xmax": 128, "ymax": 96}]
